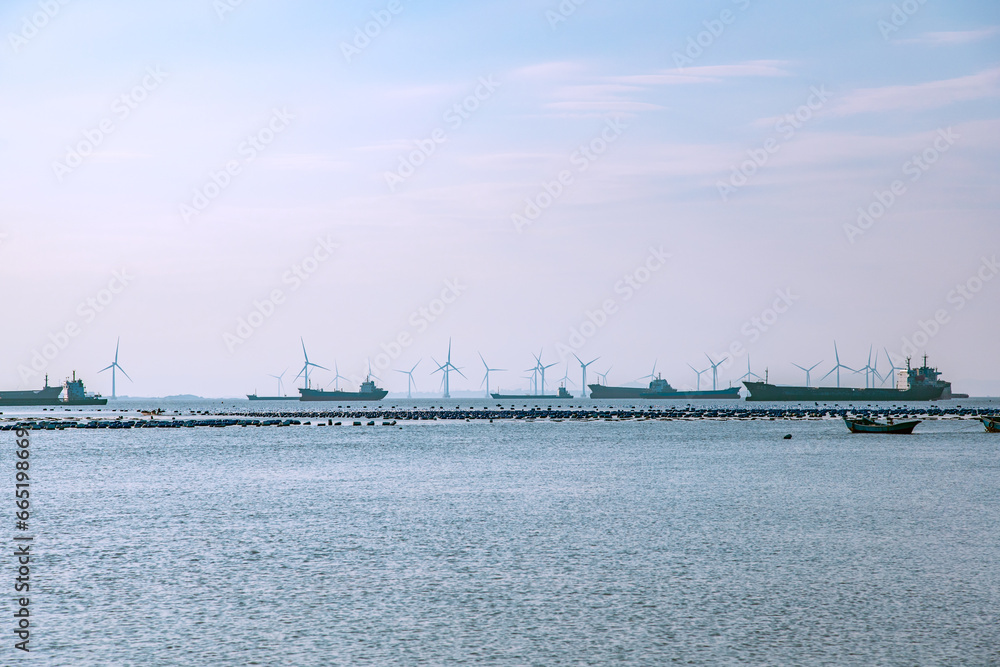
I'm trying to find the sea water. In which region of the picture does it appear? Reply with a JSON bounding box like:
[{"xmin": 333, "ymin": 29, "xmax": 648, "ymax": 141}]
[{"xmin": 6, "ymin": 400, "xmax": 999, "ymax": 665}]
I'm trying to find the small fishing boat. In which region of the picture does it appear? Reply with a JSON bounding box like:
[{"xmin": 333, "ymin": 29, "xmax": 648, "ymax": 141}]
[
  {"xmin": 844, "ymin": 416, "xmax": 921, "ymax": 434},
  {"xmin": 982, "ymin": 416, "xmax": 1000, "ymax": 433}
]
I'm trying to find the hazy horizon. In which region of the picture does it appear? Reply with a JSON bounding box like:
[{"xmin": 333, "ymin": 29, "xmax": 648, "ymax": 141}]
[{"xmin": 2, "ymin": 0, "xmax": 998, "ymax": 397}]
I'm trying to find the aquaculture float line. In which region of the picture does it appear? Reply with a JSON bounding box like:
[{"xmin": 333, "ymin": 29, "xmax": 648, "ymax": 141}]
[{"xmin": 1, "ymin": 404, "xmax": 995, "ymax": 431}]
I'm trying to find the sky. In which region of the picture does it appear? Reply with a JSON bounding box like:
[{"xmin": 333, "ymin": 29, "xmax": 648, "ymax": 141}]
[{"xmin": 1, "ymin": 0, "xmax": 998, "ymax": 398}]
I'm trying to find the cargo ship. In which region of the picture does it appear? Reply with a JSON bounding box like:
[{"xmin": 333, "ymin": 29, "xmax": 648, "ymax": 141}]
[
  {"xmin": 0, "ymin": 373, "xmax": 106, "ymax": 406},
  {"xmin": 298, "ymin": 377, "xmax": 388, "ymax": 402},
  {"xmin": 743, "ymin": 355, "xmax": 951, "ymax": 402},
  {"xmin": 492, "ymin": 386, "xmax": 573, "ymax": 400},
  {"xmin": 589, "ymin": 376, "xmax": 740, "ymax": 400},
  {"xmin": 63, "ymin": 371, "xmax": 108, "ymax": 405}
]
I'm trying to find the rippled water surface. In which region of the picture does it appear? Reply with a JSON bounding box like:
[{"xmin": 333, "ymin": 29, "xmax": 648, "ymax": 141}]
[{"xmin": 14, "ymin": 409, "xmax": 1000, "ymax": 664}]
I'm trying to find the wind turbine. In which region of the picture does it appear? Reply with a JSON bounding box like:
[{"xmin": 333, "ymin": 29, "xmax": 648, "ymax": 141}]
[
  {"xmin": 326, "ymin": 361, "xmax": 349, "ymax": 390},
  {"xmin": 635, "ymin": 360, "xmax": 658, "ymax": 385},
  {"xmin": 366, "ymin": 358, "xmax": 381, "ymax": 381},
  {"xmin": 557, "ymin": 362, "xmax": 576, "ymax": 392},
  {"xmin": 295, "ymin": 337, "xmax": 329, "ymax": 390},
  {"xmin": 705, "ymin": 354, "xmax": 727, "ymax": 391},
  {"xmin": 523, "ymin": 363, "xmax": 539, "ymax": 394},
  {"xmin": 431, "ymin": 338, "xmax": 465, "ymax": 398},
  {"xmin": 573, "ymin": 354, "xmax": 599, "ymax": 399},
  {"xmin": 820, "ymin": 341, "xmax": 855, "ymax": 388},
  {"xmin": 736, "ymin": 355, "xmax": 762, "ymax": 384},
  {"xmin": 478, "ymin": 353, "xmax": 505, "ymax": 398},
  {"xmin": 882, "ymin": 348, "xmax": 904, "ymax": 388},
  {"xmin": 268, "ymin": 369, "xmax": 288, "ymax": 397},
  {"xmin": 394, "ymin": 360, "xmax": 421, "ymax": 399},
  {"xmin": 687, "ymin": 363, "xmax": 708, "ymax": 390},
  {"xmin": 99, "ymin": 337, "xmax": 132, "ymax": 399},
  {"xmin": 596, "ymin": 365, "xmax": 612, "ymax": 386},
  {"xmin": 791, "ymin": 361, "xmax": 823, "ymax": 387},
  {"xmin": 532, "ymin": 350, "xmax": 557, "ymax": 395}
]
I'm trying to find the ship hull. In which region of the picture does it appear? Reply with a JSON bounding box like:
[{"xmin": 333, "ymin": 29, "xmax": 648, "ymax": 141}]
[
  {"xmin": 587, "ymin": 385, "xmax": 645, "ymax": 399},
  {"xmin": 588, "ymin": 384, "xmax": 740, "ymax": 399},
  {"xmin": 639, "ymin": 387, "xmax": 741, "ymax": 399},
  {"xmin": 845, "ymin": 418, "xmax": 921, "ymax": 434},
  {"xmin": 299, "ymin": 388, "xmax": 388, "ymax": 402},
  {"xmin": 0, "ymin": 387, "xmax": 64, "ymax": 406},
  {"xmin": 63, "ymin": 398, "xmax": 108, "ymax": 406},
  {"xmin": 743, "ymin": 381, "xmax": 945, "ymax": 402},
  {"xmin": 491, "ymin": 394, "xmax": 561, "ymax": 399}
]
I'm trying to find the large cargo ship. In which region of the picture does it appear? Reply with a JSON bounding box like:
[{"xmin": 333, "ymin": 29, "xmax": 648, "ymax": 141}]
[
  {"xmin": 589, "ymin": 376, "xmax": 740, "ymax": 400},
  {"xmin": 0, "ymin": 373, "xmax": 106, "ymax": 406},
  {"xmin": 743, "ymin": 355, "xmax": 951, "ymax": 402},
  {"xmin": 492, "ymin": 386, "xmax": 573, "ymax": 400},
  {"xmin": 298, "ymin": 378, "xmax": 388, "ymax": 402}
]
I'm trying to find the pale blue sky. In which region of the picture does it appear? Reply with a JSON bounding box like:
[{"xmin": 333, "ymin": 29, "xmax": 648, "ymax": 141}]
[{"xmin": 1, "ymin": 0, "xmax": 998, "ymax": 396}]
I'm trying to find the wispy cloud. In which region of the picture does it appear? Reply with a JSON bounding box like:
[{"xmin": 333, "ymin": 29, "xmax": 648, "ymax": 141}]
[
  {"xmin": 829, "ymin": 67, "xmax": 1000, "ymax": 116},
  {"xmin": 896, "ymin": 27, "xmax": 1000, "ymax": 46},
  {"xmin": 532, "ymin": 60, "xmax": 791, "ymax": 117}
]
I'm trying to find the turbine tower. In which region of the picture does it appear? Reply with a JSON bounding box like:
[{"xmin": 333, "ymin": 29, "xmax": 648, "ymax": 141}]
[
  {"xmin": 557, "ymin": 362, "xmax": 576, "ymax": 393},
  {"xmin": 295, "ymin": 337, "xmax": 329, "ymax": 390},
  {"xmin": 858, "ymin": 345, "xmax": 883, "ymax": 388},
  {"xmin": 99, "ymin": 337, "xmax": 132, "ymax": 399},
  {"xmin": 431, "ymin": 338, "xmax": 465, "ymax": 398},
  {"xmin": 394, "ymin": 360, "xmax": 421, "ymax": 399},
  {"xmin": 791, "ymin": 361, "xmax": 823, "ymax": 387},
  {"xmin": 820, "ymin": 341, "xmax": 855, "ymax": 388},
  {"xmin": 326, "ymin": 361, "xmax": 349, "ymax": 390},
  {"xmin": 268, "ymin": 369, "xmax": 288, "ymax": 397},
  {"xmin": 532, "ymin": 350, "xmax": 557, "ymax": 395},
  {"xmin": 882, "ymin": 348, "xmax": 903, "ymax": 388},
  {"xmin": 573, "ymin": 354, "xmax": 599, "ymax": 399},
  {"xmin": 704, "ymin": 354, "xmax": 727, "ymax": 391},
  {"xmin": 687, "ymin": 363, "xmax": 708, "ymax": 390},
  {"xmin": 478, "ymin": 353, "xmax": 505, "ymax": 398},
  {"xmin": 736, "ymin": 355, "xmax": 762, "ymax": 384}
]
